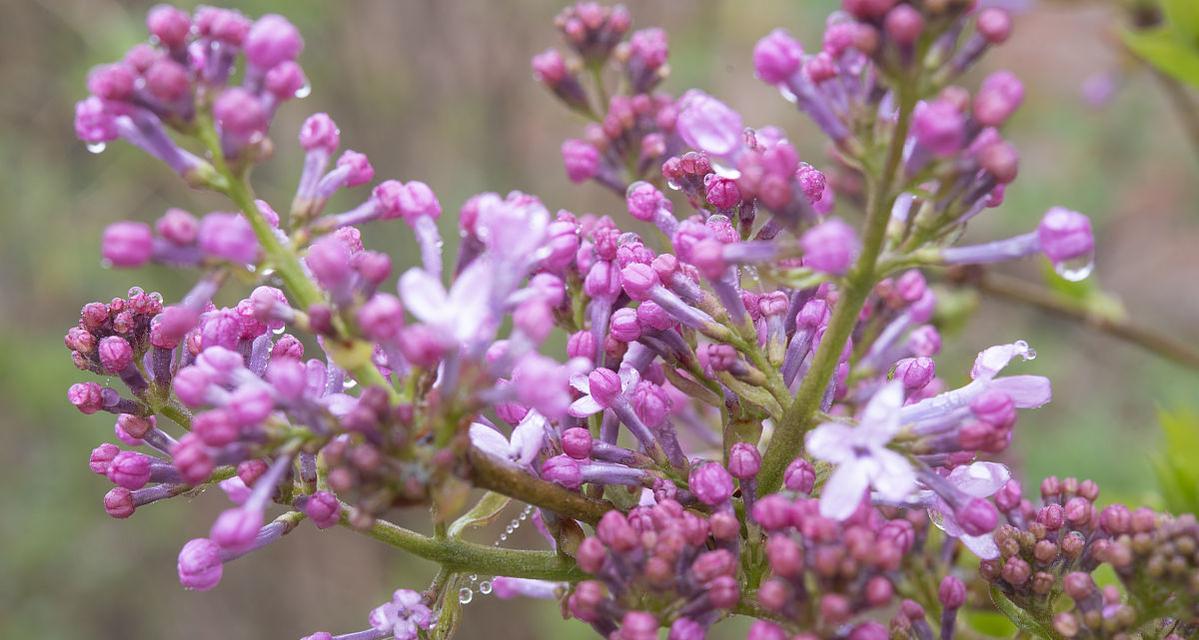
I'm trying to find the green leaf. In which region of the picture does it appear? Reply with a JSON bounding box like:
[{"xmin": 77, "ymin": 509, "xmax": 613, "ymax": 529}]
[
  {"xmin": 1152, "ymin": 409, "xmax": 1199, "ymax": 515},
  {"xmin": 447, "ymin": 491, "xmax": 513, "ymax": 538},
  {"xmin": 1123, "ymin": 28, "xmax": 1199, "ymax": 88},
  {"xmin": 1162, "ymin": 0, "xmax": 1199, "ymax": 44},
  {"xmin": 989, "ymin": 586, "xmax": 1058, "ymax": 640},
  {"xmin": 963, "ymin": 609, "xmax": 1017, "ymax": 638}
]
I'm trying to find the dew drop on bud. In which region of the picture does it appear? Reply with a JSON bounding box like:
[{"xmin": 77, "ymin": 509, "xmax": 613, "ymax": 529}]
[
  {"xmin": 295, "ymin": 82, "xmax": 312, "ymax": 99},
  {"xmin": 458, "ymin": 587, "xmax": 473, "ymax": 604},
  {"xmin": 665, "ymin": 179, "xmax": 681, "ymax": 191},
  {"xmin": 87, "ymin": 142, "xmax": 107, "ymax": 154},
  {"xmin": 1054, "ymin": 253, "xmax": 1094, "ymax": 282}
]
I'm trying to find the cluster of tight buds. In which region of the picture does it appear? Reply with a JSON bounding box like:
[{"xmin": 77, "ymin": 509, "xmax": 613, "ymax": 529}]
[{"xmin": 66, "ymin": 2, "xmax": 1189, "ymax": 639}]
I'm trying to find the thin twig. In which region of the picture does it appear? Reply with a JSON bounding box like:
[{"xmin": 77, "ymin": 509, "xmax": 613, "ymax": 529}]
[{"xmin": 968, "ymin": 269, "xmax": 1199, "ymax": 371}]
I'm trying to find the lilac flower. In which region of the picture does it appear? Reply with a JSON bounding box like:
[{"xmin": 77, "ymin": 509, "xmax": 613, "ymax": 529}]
[
  {"xmin": 676, "ymin": 90, "xmax": 744, "ymax": 157},
  {"xmin": 569, "ymin": 366, "xmax": 639, "ymax": 417},
  {"xmin": 469, "ymin": 411, "xmax": 547, "ymax": 470},
  {"xmin": 368, "ymin": 589, "xmax": 433, "ymax": 640},
  {"xmin": 806, "ymin": 382, "xmax": 916, "ymax": 519},
  {"xmin": 914, "ymin": 462, "xmax": 1010, "ymax": 559},
  {"xmin": 398, "ymin": 263, "xmax": 491, "ymax": 347}
]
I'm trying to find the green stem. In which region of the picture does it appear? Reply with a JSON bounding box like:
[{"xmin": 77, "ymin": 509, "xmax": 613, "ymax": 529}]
[
  {"xmin": 757, "ymin": 83, "xmax": 919, "ymax": 496},
  {"xmin": 346, "ymin": 510, "xmax": 585, "ymax": 581},
  {"xmin": 195, "ymin": 116, "xmax": 398, "ymax": 399}
]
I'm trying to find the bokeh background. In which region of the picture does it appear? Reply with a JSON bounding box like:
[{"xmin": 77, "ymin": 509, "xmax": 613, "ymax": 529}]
[{"xmin": 1, "ymin": 1, "xmax": 1197, "ymax": 638}]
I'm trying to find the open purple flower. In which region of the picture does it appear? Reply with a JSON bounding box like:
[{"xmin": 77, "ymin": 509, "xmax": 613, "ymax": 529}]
[{"xmin": 806, "ymin": 382, "xmax": 916, "ymax": 520}]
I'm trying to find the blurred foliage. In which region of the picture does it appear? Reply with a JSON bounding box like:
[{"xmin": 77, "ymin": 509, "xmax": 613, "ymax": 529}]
[
  {"xmin": 1123, "ymin": 0, "xmax": 1199, "ymax": 87},
  {"xmin": 1, "ymin": 1, "xmax": 1198, "ymax": 638},
  {"xmin": 1152, "ymin": 409, "xmax": 1199, "ymax": 515}
]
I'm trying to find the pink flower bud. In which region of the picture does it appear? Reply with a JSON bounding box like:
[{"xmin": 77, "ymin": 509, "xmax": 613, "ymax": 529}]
[
  {"xmin": 801, "ymin": 219, "xmax": 859, "ymax": 275},
  {"xmin": 102, "ymin": 222, "xmax": 154, "ymax": 268},
  {"xmin": 753, "ymin": 29, "xmax": 803, "ymax": 85},
  {"xmin": 245, "ymin": 14, "xmax": 304, "ymax": 70},
  {"xmin": 177, "ymin": 538, "xmax": 223, "ymax": 591}
]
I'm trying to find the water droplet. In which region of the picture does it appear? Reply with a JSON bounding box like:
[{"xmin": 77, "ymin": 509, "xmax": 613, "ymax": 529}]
[
  {"xmin": 779, "ymin": 86, "xmax": 798, "ymax": 105},
  {"xmin": 479, "ymin": 581, "xmax": 493, "ymax": 595},
  {"xmin": 457, "ymin": 587, "xmax": 473, "ymax": 604},
  {"xmin": 665, "ymin": 179, "xmax": 681, "ymax": 191},
  {"xmin": 272, "ymin": 325, "xmax": 286, "ymax": 335},
  {"xmin": 1024, "ymin": 346, "xmax": 1037, "ymax": 360},
  {"xmin": 498, "ymin": 534, "xmax": 508, "ymax": 542},
  {"xmin": 294, "ymin": 82, "xmax": 312, "ymax": 99},
  {"xmin": 87, "ymin": 142, "xmax": 107, "ymax": 154},
  {"xmin": 519, "ymin": 511, "xmax": 529, "ymax": 521},
  {"xmin": 505, "ymin": 526, "xmax": 514, "ymax": 535},
  {"xmin": 468, "ymin": 574, "xmax": 478, "ymax": 582},
  {"xmin": 343, "ymin": 378, "xmax": 358, "ymax": 390},
  {"xmin": 1053, "ymin": 253, "xmax": 1094, "ymax": 282}
]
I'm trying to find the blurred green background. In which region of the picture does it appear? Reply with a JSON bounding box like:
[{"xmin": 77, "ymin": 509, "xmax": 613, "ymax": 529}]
[{"xmin": 1, "ymin": 1, "xmax": 1196, "ymax": 638}]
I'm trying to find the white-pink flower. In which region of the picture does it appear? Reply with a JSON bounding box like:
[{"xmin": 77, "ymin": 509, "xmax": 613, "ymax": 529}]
[
  {"xmin": 469, "ymin": 411, "xmax": 548, "ymax": 470},
  {"xmin": 806, "ymin": 381, "xmax": 916, "ymax": 520}
]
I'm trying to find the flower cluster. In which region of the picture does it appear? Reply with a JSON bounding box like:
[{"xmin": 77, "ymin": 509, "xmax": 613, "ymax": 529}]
[{"xmin": 64, "ymin": 2, "xmax": 1193, "ymax": 640}]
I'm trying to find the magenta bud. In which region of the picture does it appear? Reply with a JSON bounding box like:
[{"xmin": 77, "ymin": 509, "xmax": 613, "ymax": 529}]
[
  {"xmin": 199, "ymin": 213, "xmax": 260, "ymax": 264},
  {"xmin": 620, "ymin": 263, "xmax": 659, "ymax": 301},
  {"xmin": 1037, "ymin": 207, "xmax": 1093, "ymax": 265},
  {"xmin": 87, "ymin": 63, "xmax": 136, "ymax": 101},
  {"xmin": 306, "ymin": 235, "xmax": 353, "ymax": 290},
  {"xmin": 177, "ymin": 538, "xmax": 224, "ymax": 591},
  {"xmin": 576, "ymin": 537, "xmax": 607, "ymax": 573},
  {"xmin": 626, "ymin": 181, "xmax": 667, "ymax": 222},
  {"xmin": 596, "ymin": 510, "xmax": 638, "ymax": 552},
  {"xmin": 89, "ymin": 442, "xmax": 120, "ymax": 475},
  {"xmin": 541, "ymin": 454, "xmax": 582, "ymax": 490},
  {"xmin": 245, "ymin": 14, "xmax": 304, "ymax": 70},
  {"xmin": 358, "ymin": 294, "xmax": 405, "ymax": 342},
  {"xmin": 336, "ymin": 150, "xmax": 375, "ymax": 187},
  {"xmin": 977, "ymin": 8, "xmax": 1013, "ymax": 44},
  {"xmin": 104, "ymin": 486, "xmax": 136, "ymax": 519},
  {"xmin": 107, "ymin": 450, "xmax": 152, "ymax": 490},
  {"xmin": 299, "ymin": 113, "xmax": 340, "ymax": 154},
  {"xmin": 153, "ymin": 208, "xmax": 197, "ymax": 245},
  {"xmin": 956, "ymin": 498, "xmax": 999, "ymax": 536},
  {"xmin": 147, "ymin": 4, "xmax": 191, "ymax": 48},
  {"xmin": 214, "ymin": 88, "xmax": 268, "ymax": 140},
  {"xmin": 305, "ymin": 491, "xmax": 341, "ymax": 529},
  {"xmin": 210, "ymin": 507, "xmax": 264, "ymax": 553},
  {"xmin": 562, "ymin": 427, "xmax": 594, "ymax": 459},
  {"xmin": 145, "ymin": 58, "xmax": 190, "ymax": 102},
  {"xmin": 753, "ymin": 29, "xmax": 803, "ymax": 85},
  {"xmin": 938, "ymin": 575, "xmax": 966, "ymax": 609},
  {"xmin": 912, "ymin": 98, "xmax": 965, "ymax": 156},
  {"xmin": 609, "ymin": 307, "xmax": 641, "ymax": 342},
  {"xmin": 884, "ymin": 5, "xmax": 923, "ymax": 45},
  {"xmin": 688, "ymin": 462, "xmax": 734, "ymax": 506},
  {"xmin": 97, "ymin": 335, "xmax": 134, "ymax": 373},
  {"xmin": 974, "ymin": 71, "xmax": 1024, "ymax": 127},
  {"xmin": 728, "ymin": 442, "xmax": 762, "ymax": 479},
  {"xmin": 784, "ymin": 457, "xmax": 816, "ymax": 494},
  {"xmin": 765, "ymin": 535, "xmax": 803, "ymax": 577},
  {"xmin": 894, "ymin": 357, "xmax": 935, "ymax": 391},
  {"xmin": 801, "ymin": 219, "xmax": 859, "ymax": 275},
  {"xmin": 562, "ymin": 139, "xmax": 600, "ymax": 183},
  {"xmin": 102, "ymin": 222, "xmax": 154, "ymax": 268}
]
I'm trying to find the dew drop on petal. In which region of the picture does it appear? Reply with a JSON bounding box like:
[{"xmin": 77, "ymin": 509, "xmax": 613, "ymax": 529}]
[
  {"xmin": 1054, "ymin": 253, "xmax": 1094, "ymax": 282},
  {"xmin": 86, "ymin": 142, "xmax": 107, "ymax": 154},
  {"xmin": 457, "ymin": 587, "xmax": 473, "ymax": 604},
  {"xmin": 343, "ymin": 378, "xmax": 358, "ymax": 390}
]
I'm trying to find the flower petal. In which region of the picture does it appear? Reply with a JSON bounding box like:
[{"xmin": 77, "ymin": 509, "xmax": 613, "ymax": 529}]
[
  {"xmin": 469, "ymin": 422, "xmax": 512, "ymax": 462},
  {"xmin": 947, "ymin": 461, "xmax": 1011, "ymax": 498},
  {"xmin": 509, "ymin": 412, "xmax": 547, "ymax": 467},
  {"xmin": 861, "ymin": 381, "xmax": 904, "ymax": 443},
  {"xmin": 989, "ymin": 375, "xmax": 1051, "ymax": 408},
  {"xmin": 618, "ymin": 365, "xmax": 640, "ymax": 392},
  {"xmin": 568, "ymin": 395, "xmax": 603, "ymax": 417},
  {"xmin": 970, "ymin": 340, "xmax": 1033, "ymax": 380},
  {"xmin": 869, "ymin": 448, "xmax": 917, "ymax": 502},
  {"xmin": 398, "ymin": 268, "xmax": 450, "ymax": 325},
  {"xmin": 804, "ymin": 422, "xmax": 855, "ymax": 464},
  {"xmin": 819, "ymin": 460, "xmax": 871, "ymax": 520},
  {"xmin": 960, "ymin": 532, "xmax": 1000, "ymax": 560},
  {"xmin": 569, "ymin": 374, "xmax": 591, "ymax": 394}
]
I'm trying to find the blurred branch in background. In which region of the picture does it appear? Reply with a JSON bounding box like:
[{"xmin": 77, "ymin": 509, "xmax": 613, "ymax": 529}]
[{"xmin": 949, "ymin": 266, "xmax": 1199, "ymax": 371}]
